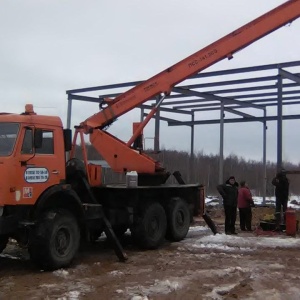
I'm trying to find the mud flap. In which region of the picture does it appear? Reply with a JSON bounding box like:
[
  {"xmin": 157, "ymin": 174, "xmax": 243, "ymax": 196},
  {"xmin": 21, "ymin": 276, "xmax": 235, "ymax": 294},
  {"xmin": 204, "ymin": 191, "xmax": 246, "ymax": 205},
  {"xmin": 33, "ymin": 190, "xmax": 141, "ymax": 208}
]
[{"xmin": 202, "ymin": 212, "xmax": 218, "ymax": 235}]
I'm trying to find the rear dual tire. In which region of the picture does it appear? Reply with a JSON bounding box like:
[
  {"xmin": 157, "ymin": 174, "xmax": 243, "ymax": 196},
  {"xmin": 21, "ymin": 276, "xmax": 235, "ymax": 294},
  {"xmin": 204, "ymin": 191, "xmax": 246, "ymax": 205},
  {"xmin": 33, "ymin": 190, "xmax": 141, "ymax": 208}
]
[
  {"xmin": 132, "ymin": 199, "xmax": 190, "ymax": 249},
  {"xmin": 166, "ymin": 198, "xmax": 190, "ymax": 242},
  {"xmin": 132, "ymin": 202, "xmax": 167, "ymax": 249}
]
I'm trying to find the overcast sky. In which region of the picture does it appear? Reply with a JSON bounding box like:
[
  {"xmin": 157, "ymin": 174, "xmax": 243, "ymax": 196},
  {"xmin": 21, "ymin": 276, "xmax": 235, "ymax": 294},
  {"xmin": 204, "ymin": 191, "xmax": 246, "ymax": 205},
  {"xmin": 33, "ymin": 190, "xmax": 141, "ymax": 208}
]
[{"xmin": 1, "ymin": 0, "xmax": 300, "ymax": 164}]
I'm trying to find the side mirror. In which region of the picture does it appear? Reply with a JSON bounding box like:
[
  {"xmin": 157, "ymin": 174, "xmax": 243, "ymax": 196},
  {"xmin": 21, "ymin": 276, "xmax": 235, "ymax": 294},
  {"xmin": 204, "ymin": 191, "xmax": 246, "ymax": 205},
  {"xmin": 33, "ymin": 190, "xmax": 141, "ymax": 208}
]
[
  {"xmin": 34, "ymin": 128, "xmax": 43, "ymax": 149},
  {"xmin": 63, "ymin": 129, "xmax": 72, "ymax": 151}
]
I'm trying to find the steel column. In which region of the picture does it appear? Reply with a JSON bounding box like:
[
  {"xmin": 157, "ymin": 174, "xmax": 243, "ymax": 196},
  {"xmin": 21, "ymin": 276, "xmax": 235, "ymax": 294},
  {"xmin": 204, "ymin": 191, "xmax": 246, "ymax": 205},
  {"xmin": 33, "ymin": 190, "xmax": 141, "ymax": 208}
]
[
  {"xmin": 219, "ymin": 102, "xmax": 225, "ymax": 205},
  {"xmin": 190, "ymin": 112, "xmax": 195, "ymax": 182},
  {"xmin": 262, "ymin": 109, "xmax": 267, "ymax": 205},
  {"xmin": 154, "ymin": 96, "xmax": 161, "ymax": 152},
  {"xmin": 219, "ymin": 102, "xmax": 225, "ymax": 184},
  {"xmin": 140, "ymin": 107, "xmax": 144, "ymax": 122},
  {"xmin": 277, "ymin": 75, "xmax": 283, "ymax": 171},
  {"xmin": 66, "ymin": 96, "xmax": 73, "ymax": 161},
  {"xmin": 67, "ymin": 95, "xmax": 73, "ymax": 129}
]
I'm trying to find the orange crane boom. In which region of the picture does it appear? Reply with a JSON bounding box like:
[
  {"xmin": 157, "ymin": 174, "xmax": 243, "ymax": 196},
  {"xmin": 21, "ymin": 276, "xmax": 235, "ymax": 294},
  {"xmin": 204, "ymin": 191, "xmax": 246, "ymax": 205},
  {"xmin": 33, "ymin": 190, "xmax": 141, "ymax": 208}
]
[
  {"xmin": 77, "ymin": 0, "xmax": 300, "ymax": 175},
  {"xmin": 82, "ymin": 0, "xmax": 300, "ymax": 131}
]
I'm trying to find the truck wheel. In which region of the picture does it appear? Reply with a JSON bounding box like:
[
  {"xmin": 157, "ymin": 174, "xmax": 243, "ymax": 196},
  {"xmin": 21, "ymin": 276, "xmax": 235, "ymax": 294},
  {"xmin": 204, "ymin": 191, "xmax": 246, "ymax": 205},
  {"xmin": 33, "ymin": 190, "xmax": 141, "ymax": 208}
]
[
  {"xmin": 166, "ymin": 198, "xmax": 190, "ymax": 242},
  {"xmin": 0, "ymin": 235, "xmax": 8, "ymax": 253},
  {"xmin": 132, "ymin": 202, "xmax": 167, "ymax": 249},
  {"xmin": 29, "ymin": 209, "xmax": 80, "ymax": 270}
]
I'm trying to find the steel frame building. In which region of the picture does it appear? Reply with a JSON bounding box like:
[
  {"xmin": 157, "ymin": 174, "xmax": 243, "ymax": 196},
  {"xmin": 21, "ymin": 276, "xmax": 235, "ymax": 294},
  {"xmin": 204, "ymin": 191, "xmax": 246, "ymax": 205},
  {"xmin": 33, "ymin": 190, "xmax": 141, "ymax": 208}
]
[{"xmin": 66, "ymin": 60, "xmax": 300, "ymax": 201}]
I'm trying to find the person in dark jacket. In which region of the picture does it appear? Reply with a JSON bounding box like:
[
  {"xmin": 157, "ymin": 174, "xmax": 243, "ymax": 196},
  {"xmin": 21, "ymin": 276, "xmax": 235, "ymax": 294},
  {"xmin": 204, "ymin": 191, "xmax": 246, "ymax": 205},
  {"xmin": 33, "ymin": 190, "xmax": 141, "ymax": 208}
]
[
  {"xmin": 238, "ymin": 181, "xmax": 254, "ymax": 231},
  {"xmin": 272, "ymin": 169, "xmax": 289, "ymax": 227},
  {"xmin": 217, "ymin": 176, "xmax": 239, "ymax": 235}
]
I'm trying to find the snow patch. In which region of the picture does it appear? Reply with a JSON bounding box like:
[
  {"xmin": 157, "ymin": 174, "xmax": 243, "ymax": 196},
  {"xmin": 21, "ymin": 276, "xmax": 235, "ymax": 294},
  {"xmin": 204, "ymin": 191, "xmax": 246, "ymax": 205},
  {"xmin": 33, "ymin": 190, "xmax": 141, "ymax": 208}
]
[
  {"xmin": 205, "ymin": 283, "xmax": 237, "ymax": 300},
  {"xmin": 191, "ymin": 242, "xmax": 253, "ymax": 252},
  {"xmin": 40, "ymin": 281, "xmax": 93, "ymax": 300},
  {"xmin": 188, "ymin": 225, "xmax": 210, "ymax": 232},
  {"xmin": 57, "ymin": 290, "xmax": 81, "ymax": 300},
  {"xmin": 268, "ymin": 263, "xmax": 285, "ymax": 270},
  {"xmin": 126, "ymin": 279, "xmax": 182, "ymax": 298},
  {"xmin": 186, "ymin": 233, "xmax": 300, "ymax": 251},
  {"xmin": 131, "ymin": 296, "xmax": 149, "ymax": 300},
  {"xmin": 0, "ymin": 253, "xmax": 21, "ymax": 260},
  {"xmin": 53, "ymin": 269, "xmax": 69, "ymax": 278},
  {"xmin": 109, "ymin": 270, "xmax": 124, "ymax": 276}
]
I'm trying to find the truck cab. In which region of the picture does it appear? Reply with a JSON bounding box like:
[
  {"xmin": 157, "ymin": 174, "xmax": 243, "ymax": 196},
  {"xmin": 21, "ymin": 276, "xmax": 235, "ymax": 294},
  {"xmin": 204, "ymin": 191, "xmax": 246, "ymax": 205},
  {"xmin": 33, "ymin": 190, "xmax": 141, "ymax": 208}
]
[{"xmin": 0, "ymin": 104, "xmax": 66, "ymax": 234}]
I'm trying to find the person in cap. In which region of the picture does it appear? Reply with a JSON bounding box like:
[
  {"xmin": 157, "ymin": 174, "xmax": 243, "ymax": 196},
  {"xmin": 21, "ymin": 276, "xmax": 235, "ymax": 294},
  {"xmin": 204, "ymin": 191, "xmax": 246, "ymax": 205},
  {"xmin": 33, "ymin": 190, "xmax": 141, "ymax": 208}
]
[
  {"xmin": 238, "ymin": 181, "xmax": 254, "ymax": 231},
  {"xmin": 272, "ymin": 169, "xmax": 289, "ymax": 229},
  {"xmin": 217, "ymin": 176, "xmax": 239, "ymax": 235}
]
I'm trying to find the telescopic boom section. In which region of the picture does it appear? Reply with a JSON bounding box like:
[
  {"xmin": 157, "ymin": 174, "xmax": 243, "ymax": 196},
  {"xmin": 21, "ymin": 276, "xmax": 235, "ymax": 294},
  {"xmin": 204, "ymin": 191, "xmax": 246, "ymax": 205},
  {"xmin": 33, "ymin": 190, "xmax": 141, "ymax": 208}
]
[{"xmin": 81, "ymin": 0, "xmax": 300, "ymax": 132}]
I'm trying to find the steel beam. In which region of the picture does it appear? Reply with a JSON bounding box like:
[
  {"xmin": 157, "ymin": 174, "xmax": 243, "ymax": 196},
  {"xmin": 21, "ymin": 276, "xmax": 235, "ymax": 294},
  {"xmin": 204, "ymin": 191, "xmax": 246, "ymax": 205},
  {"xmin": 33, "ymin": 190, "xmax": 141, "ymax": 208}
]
[
  {"xmin": 68, "ymin": 94, "xmax": 101, "ymax": 103},
  {"xmin": 140, "ymin": 104, "xmax": 192, "ymax": 115},
  {"xmin": 189, "ymin": 96, "xmax": 300, "ymax": 111},
  {"xmin": 97, "ymin": 78, "xmax": 300, "ymax": 104},
  {"xmin": 229, "ymin": 89, "xmax": 300, "ymax": 100},
  {"xmin": 168, "ymin": 114, "xmax": 300, "ymax": 126},
  {"xmin": 66, "ymin": 80, "xmax": 142, "ymax": 94},
  {"xmin": 279, "ymin": 69, "xmax": 300, "ymax": 85},
  {"xmin": 190, "ymin": 61, "xmax": 300, "ymax": 79},
  {"xmin": 172, "ymin": 87, "xmax": 263, "ymax": 110},
  {"xmin": 224, "ymin": 108, "xmax": 253, "ymax": 118},
  {"xmin": 187, "ymin": 82, "xmax": 299, "ymax": 97},
  {"xmin": 143, "ymin": 113, "xmax": 184, "ymax": 125}
]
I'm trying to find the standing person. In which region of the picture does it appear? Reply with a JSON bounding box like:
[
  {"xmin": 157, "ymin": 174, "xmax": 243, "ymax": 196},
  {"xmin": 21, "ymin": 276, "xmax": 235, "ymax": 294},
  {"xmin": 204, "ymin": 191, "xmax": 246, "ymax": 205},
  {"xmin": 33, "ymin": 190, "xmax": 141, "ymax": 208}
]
[
  {"xmin": 217, "ymin": 176, "xmax": 239, "ymax": 235},
  {"xmin": 272, "ymin": 169, "xmax": 289, "ymax": 228},
  {"xmin": 238, "ymin": 181, "xmax": 254, "ymax": 231}
]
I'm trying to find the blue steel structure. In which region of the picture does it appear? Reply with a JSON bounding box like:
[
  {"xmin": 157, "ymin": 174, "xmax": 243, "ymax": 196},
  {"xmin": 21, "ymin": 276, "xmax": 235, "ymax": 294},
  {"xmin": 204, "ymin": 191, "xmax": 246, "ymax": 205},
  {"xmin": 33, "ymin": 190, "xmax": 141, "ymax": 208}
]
[{"xmin": 67, "ymin": 60, "xmax": 300, "ymax": 202}]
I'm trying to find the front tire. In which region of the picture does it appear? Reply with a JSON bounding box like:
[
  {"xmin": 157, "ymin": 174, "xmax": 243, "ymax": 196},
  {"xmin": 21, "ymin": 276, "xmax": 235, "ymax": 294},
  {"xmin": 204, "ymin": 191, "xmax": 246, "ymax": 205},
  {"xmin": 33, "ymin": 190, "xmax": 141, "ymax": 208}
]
[
  {"xmin": 132, "ymin": 202, "xmax": 167, "ymax": 249},
  {"xmin": 29, "ymin": 209, "xmax": 80, "ymax": 270},
  {"xmin": 166, "ymin": 198, "xmax": 190, "ymax": 242}
]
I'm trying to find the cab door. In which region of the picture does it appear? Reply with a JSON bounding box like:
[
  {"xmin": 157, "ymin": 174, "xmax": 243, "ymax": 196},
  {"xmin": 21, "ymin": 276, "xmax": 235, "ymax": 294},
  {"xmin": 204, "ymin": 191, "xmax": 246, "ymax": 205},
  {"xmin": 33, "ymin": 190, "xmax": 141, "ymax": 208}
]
[{"xmin": 16, "ymin": 126, "xmax": 65, "ymax": 205}]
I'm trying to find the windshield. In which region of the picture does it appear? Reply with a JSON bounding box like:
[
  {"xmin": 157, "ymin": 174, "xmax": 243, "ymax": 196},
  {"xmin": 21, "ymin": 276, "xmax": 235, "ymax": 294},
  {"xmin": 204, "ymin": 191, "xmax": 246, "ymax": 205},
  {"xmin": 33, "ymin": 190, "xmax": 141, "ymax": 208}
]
[{"xmin": 0, "ymin": 123, "xmax": 20, "ymax": 156}]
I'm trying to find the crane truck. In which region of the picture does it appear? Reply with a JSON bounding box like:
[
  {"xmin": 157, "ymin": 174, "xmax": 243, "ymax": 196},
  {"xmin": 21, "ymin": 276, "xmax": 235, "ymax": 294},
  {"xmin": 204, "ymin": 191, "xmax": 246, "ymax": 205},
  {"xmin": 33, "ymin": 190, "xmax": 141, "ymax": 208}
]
[{"xmin": 0, "ymin": 0, "xmax": 300, "ymax": 270}]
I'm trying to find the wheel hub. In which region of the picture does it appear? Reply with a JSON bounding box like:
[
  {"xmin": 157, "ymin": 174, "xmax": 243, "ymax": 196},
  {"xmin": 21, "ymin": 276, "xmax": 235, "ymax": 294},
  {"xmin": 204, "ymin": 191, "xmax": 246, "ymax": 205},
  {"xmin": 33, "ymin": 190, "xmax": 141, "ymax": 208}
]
[
  {"xmin": 55, "ymin": 228, "xmax": 70, "ymax": 255},
  {"xmin": 176, "ymin": 211, "xmax": 184, "ymax": 226},
  {"xmin": 149, "ymin": 217, "xmax": 159, "ymax": 236}
]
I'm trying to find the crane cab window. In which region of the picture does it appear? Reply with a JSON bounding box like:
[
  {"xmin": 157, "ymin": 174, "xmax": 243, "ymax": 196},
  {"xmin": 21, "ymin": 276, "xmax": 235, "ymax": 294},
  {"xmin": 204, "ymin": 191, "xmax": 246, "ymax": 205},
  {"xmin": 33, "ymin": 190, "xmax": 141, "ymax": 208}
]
[{"xmin": 36, "ymin": 131, "xmax": 54, "ymax": 154}]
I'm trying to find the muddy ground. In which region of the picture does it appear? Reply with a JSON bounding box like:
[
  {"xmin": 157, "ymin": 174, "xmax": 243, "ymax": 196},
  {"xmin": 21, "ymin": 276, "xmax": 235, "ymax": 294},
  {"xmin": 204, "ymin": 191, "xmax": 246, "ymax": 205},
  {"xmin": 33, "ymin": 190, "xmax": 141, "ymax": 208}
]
[{"xmin": 1, "ymin": 206, "xmax": 300, "ymax": 300}]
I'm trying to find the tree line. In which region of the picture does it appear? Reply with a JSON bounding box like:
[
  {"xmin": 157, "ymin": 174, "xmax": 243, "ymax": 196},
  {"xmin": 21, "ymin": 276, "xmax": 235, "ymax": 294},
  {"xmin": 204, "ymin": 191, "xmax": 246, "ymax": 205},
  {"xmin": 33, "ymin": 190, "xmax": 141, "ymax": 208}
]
[{"xmin": 76, "ymin": 144, "xmax": 300, "ymax": 197}]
